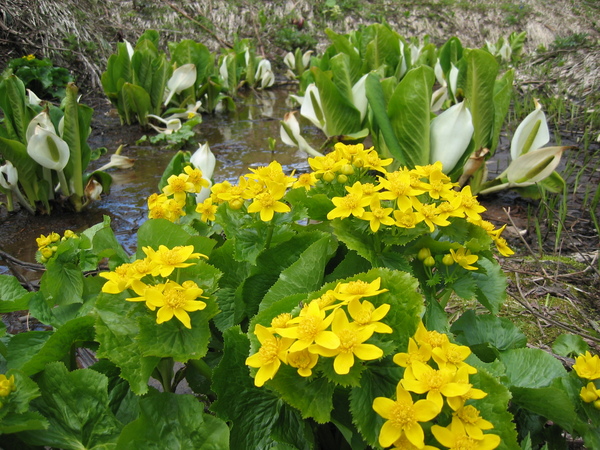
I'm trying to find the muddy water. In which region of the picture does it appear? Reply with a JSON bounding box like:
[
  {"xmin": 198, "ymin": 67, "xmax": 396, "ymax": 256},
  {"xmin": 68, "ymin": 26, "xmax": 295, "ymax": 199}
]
[{"xmin": 0, "ymin": 87, "xmax": 315, "ymax": 278}]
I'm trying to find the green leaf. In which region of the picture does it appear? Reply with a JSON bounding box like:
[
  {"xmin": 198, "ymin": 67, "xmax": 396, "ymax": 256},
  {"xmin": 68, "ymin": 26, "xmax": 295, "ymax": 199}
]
[
  {"xmin": 259, "ymin": 235, "xmax": 336, "ymax": 311},
  {"xmin": 510, "ymin": 384, "xmax": 577, "ymax": 434},
  {"xmin": 387, "ymin": 66, "xmax": 435, "ymax": 168},
  {"xmin": 312, "ymin": 66, "xmax": 362, "ymax": 136},
  {"xmin": 365, "ymin": 24, "xmax": 400, "ymax": 75},
  {"xmin": 365, "ymin": 73, "xmax": 402, "ymax": 160},
  {"xmin": 0, "ymin": 274, "xmax": 32, "ymax": 312},
  {"xmin": 40, "ymin": 261, "xmax": 84, "ymax": 306},
  {"xmin": 490, "ymin": 69, "xmax": 514, "ymax": 154},
  {"xmin": 552, "ymin": 333, "xmax": 589, "ymax": 358},
  {"xmin": 350, "ymin": 360, "xmax": 402, "ymax": 447},
  {"xmin": 18, "ymin": 362, "xmax": 122, "ymax": 449},
  {"xmin": 269, "ymin": 364, "xmax": 336, "ymax": 423},
  {"xmin": 0, "ymin": 369, "xmax": 48, "ymax": 434},
  {"xmin": 94, "ymin": 292, "xmax": 161, "ymax": 395},
  {"xmin": 0, "ymin": 75, "xmax": 29, "ymax": 143},
  {"xmin": 451, "ymin": 310, "xmax": 527, "ymax": 362},
  {"xmin": 324, "ymin": 29, "xmax": 363, "ymax": 83},
  {"xmin": 7, "ymin": 316, "xmax": 95, "ymax": 376},
  {"xmin": 466, "ymin": 49, "xmax": 498, "ymax": 151},
  {"xmin": 211, "ymin": 327, "xmax": 282, "ymax": 449},
  {"xmin": 119, "ymin": 82, "xmax": 152, "ymax": 126},
  {"xmin": 471, "ymin": 255, "xmax": 507, "ymax": 314},
  {"xmin": 469, "ymin": 368, "xmax": 520, "ymax": 450},
  {"xmin": 135, "ymin": 218, "xmax": 192, "ymax": 258},
  {"xmin": 116, "ymin": 392, "xmax": 229, "ymax": 449},
  {"xmin": 0, "ymin": 135, "xmax": 39, "ymax": 204},
  {"xmin": 499, "ymin": 347, "xmax": 567, "ymax": 388}
]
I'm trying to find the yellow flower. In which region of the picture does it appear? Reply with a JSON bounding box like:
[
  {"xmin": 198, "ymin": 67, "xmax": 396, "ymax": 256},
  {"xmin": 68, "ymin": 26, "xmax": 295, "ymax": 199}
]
[
  {"xmin": 247, "ymin": 182, "xmax": 291, "ymax": 221},
  {"xmin": 292, "ymin": 172, "xmax": 318, "ymax": 190},
  {"xmin": 363, "ymin": 148, "xmax": 393, "ymax": 173},
  {"xmin": 126, "ymin": 281, "xmax": 164, "ymax": 311},
  {"xmin": 446, "ymin": 367, "xmax": 488, "ymax": 411},
  {"xmin": 333, "ymin": 277, "xmax": 388, "ymax": 303},
  {"xmin": 99, "ymin": 263, "xmax": 134, "ymax": 294},
  {"xmin": 327, "ymin": 182, "xmax": 371, "ymax": 220},
  {"xmin": 373, "ymin": 383, "xmax": 440, "ymax": 448},
  {"xmin": 493, "ymin": 236, "xmax": 514, "ymax": 257},
  {"xmin": 450, "ymin": 247, "xmax": 479, "ymax": 271},
  {"xmin": 214, "ymin": 176, "xmax": 254, "ymax": 209},
  {"xmin": 308, "ymin": 154, "xmax": 347, "ymax": 179},
  {"xmin": 278, "ymin": 301, "xmax": 340, "ymax": 353},
  {"xmin": 452, "ymin": 185, "xmax": 487, "ymax": 221},
  {"xmin": 127, "ymin": 258, "xmax": 157, "ymax": 280},
  {"xmin": 393, "ymin": 338, "xmax": 433, "ymax": 378},
  {"xmin": 143, "ymin": 245, "xmax": 206, "ymax": 277},
  {"xmin": 287, "ymin": 349, "xmax": 319, "ymax": 377},
  {"xmin": 393, "ymin": 208, "xmax": 420, "ymax": 229},
  {"xmin": 144, "ymin": 280, "xmax": 207, "ymax": 328},
  {"xmin": 421, "ymin": 167, "xmax": 454, "ymax": 200},
  {"xmin": 379, "ymin": 169, "xmax": 425, "ymax": 211},
  {"xmin": 23, "ymin": 54, "xmax": 36, "ymax": 61},
  {"xmin": 0, "ymin": 374, "xmax": 16, "ymax": 397},
  {"xmin": 401, "ymin": 361, "xmax": 472, "ymax": 410},
  {"xmin": 36, "ymin": 232, "xmax": 60, "ymax": 250},
  {"xmin": 431, "ymin": 419, "xmax": 501, "ymax": 450},
  {"xmin": 453, "ymin": 405, "xmax": 494, "ymax": 439},
  {"xmin": 573, "ymin": 351, "xmax": 600, "ymax": 380},
  {"xmin": 310, "ymin": 309, "xmax": 383, "ymax": 375},
  {"xmin": 162, "ymin": 173, "xmax": 196, "ymax": 203},
  {"xmin": 347, "ymin": 298, "xmax": 392, "ymax": 333},
  {"xmin": 183, "ymin": 165, "xmax": 210, "ymax": 192},
  {"xmin": 580, "ymin": 382, "xmax": 600, "ymax": 403},
  {"xmin": 195, "ymin": 197, "xmax": 218, "ymax": 222},
  {"xmin": 432, "ymin": 341, "xmax": 477, "ymax": 374},
  {"xmin": 246, "ymin": 161, "xmax": 296, "ymax": 187},
  {"xmin": 413, "ymin": 199, "xmax": 451, "ymax": 232},
  {"xmin": 360, "ymin": 194, "xmax": 395, "ymax": 232},
  {"xmin": 413, "ymin": 321, "xmax": 450, "ymax": 349},
  {"xmin": 246, "ymin": 324, "xmax": 294, "ymax": 386}
]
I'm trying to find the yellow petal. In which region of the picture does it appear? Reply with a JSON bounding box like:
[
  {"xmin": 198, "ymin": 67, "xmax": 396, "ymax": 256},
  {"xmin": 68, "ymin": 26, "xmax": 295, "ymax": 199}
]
[
  {"xmin": 353, "ymin": 343, "xmax": 383, "ymax": 361},
  {"xmin": 173, "ymin": 308, "xmax": 192, "ymax": 329},
  {"xmin": 372, "ymin": 397, "xmax": 396, "ymax": 419},
  {"xmin": 333, "ymin": 352, "xmax": 355, "ymax": 375}
]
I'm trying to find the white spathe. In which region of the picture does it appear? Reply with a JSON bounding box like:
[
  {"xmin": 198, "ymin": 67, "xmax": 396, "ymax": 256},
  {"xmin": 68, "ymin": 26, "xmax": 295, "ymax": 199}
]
[
  {"xmin": 27, "ymin": 126, "xmax": 70, "ymax": 171},
  {"xmin": 510, "ymin": 99, "xmax": 550, "ymax": 160},
  {"xmin": 164, "ymin": 63, "xmax": 197, "ymax": 106},
  {"xmin": 429, "ymin": 101, "xmax": 474, "ymax": 173}
]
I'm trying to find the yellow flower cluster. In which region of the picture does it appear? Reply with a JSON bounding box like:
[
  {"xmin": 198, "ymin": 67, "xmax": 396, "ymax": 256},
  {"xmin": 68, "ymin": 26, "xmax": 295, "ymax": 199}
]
[
  {"xmin": 148, "ymin": 166, "xmax": 210, "ymax": 222},
  {"xmin": 373, "ymin": 322, "xmax": 500, "ymax": 449},
  {"xmin": 246, "ymin": 277, "xmax": 391, "ymax": 387},
  {"xmin": 36, "ymin": 230, "xmax": 78, "ymax": 263},
  {"xmin": 573, "ymin": 351, "xmax": 600, "ymax": 409},
  {"xmin": 309, "ymin": 143, "xmax": 513, "ymax": 257},
  {"xmin": 0, "ymin": 373, "xmax": 16, "ymax": 397},
  {"xmin": 22, "ymin": 54, "xmax": 36, "ymax": 61},
  {"xmin": 99, "ymin": 245, "xmax": 208, "ymax": 329},
  {"xmin": 203, "ymin": 161, "xmax": 296, "ymax": 222}
]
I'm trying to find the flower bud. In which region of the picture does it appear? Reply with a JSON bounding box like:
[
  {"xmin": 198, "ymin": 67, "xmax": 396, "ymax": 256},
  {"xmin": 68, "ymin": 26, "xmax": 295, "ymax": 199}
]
[
  {"xmin": 423, "ymin": 256, "xmax": 436, "ymax": 267},
  {"xmin": 417, "ymin": 248, "xmax": 431, "ymax": 261}
]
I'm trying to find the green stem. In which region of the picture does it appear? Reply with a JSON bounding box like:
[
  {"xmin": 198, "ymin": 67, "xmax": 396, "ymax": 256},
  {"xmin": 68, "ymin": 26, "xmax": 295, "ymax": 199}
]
[
  {"xmin": 154, "ymin": 357, "xmax": 174, "ymax": 393},
  {"xmin": 56, "ymin": 169, "xmax": 71, "ymax": 197},
  {"xmin": 4, "ymin": 191, "xmax": 14, "ymax": 211},
  {"xmin": 188, "ymin": 358, "xmax": 213, "ymax": 383},
  {"xmin": 42, "ymin": 167, "xmax": 54, "ymax": 200},
  {"xmin": 12, "ymin": 187, "xmax": 35, "ymax": 214},
  {"xmin": 264, "ymin": 222, "xmax": 275, "ymax": 250}
]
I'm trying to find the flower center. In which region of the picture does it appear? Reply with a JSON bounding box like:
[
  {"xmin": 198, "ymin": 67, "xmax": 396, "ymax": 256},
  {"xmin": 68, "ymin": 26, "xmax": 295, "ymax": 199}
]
[
  {"xmin": 390, "ymin": 401, "xmax": 416, "ymax": 429},
  {"xmin": 338, "ymin": 329, "xmax": 358, "ymax": 353},
  {"xmin": 457, "ymin": 405, "xmax": 481, "ymax": 424},
  {"xmin": 258, "ymin": 339, "xmax": 278, "ymax": 364},
  {"xmin": 297, "ymin": 316, "xmax": 320, "ymax": 341},
  {"xmin": 169, "ymin": 178, "xmax": 188, "ymax": 192},
  {"xmin": 165, "ymin": 289, "xmax": 187, "ymax": 309},
  {"xmin": 454, "ymin": 436, "xmax": 479, "ymax": 450}
]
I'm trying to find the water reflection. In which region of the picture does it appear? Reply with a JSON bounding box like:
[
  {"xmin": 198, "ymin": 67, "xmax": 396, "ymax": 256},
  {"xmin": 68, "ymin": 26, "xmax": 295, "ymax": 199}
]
[{"xmin": 0, "ymin": 87, "xmax": 314, "ymax": 276}]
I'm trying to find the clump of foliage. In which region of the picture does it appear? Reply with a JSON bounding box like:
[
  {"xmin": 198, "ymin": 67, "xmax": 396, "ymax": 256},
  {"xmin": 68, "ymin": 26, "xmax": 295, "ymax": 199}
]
[{"xmin": 1, "ymin": 55, "xmax": 73, "ymax": 100}]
